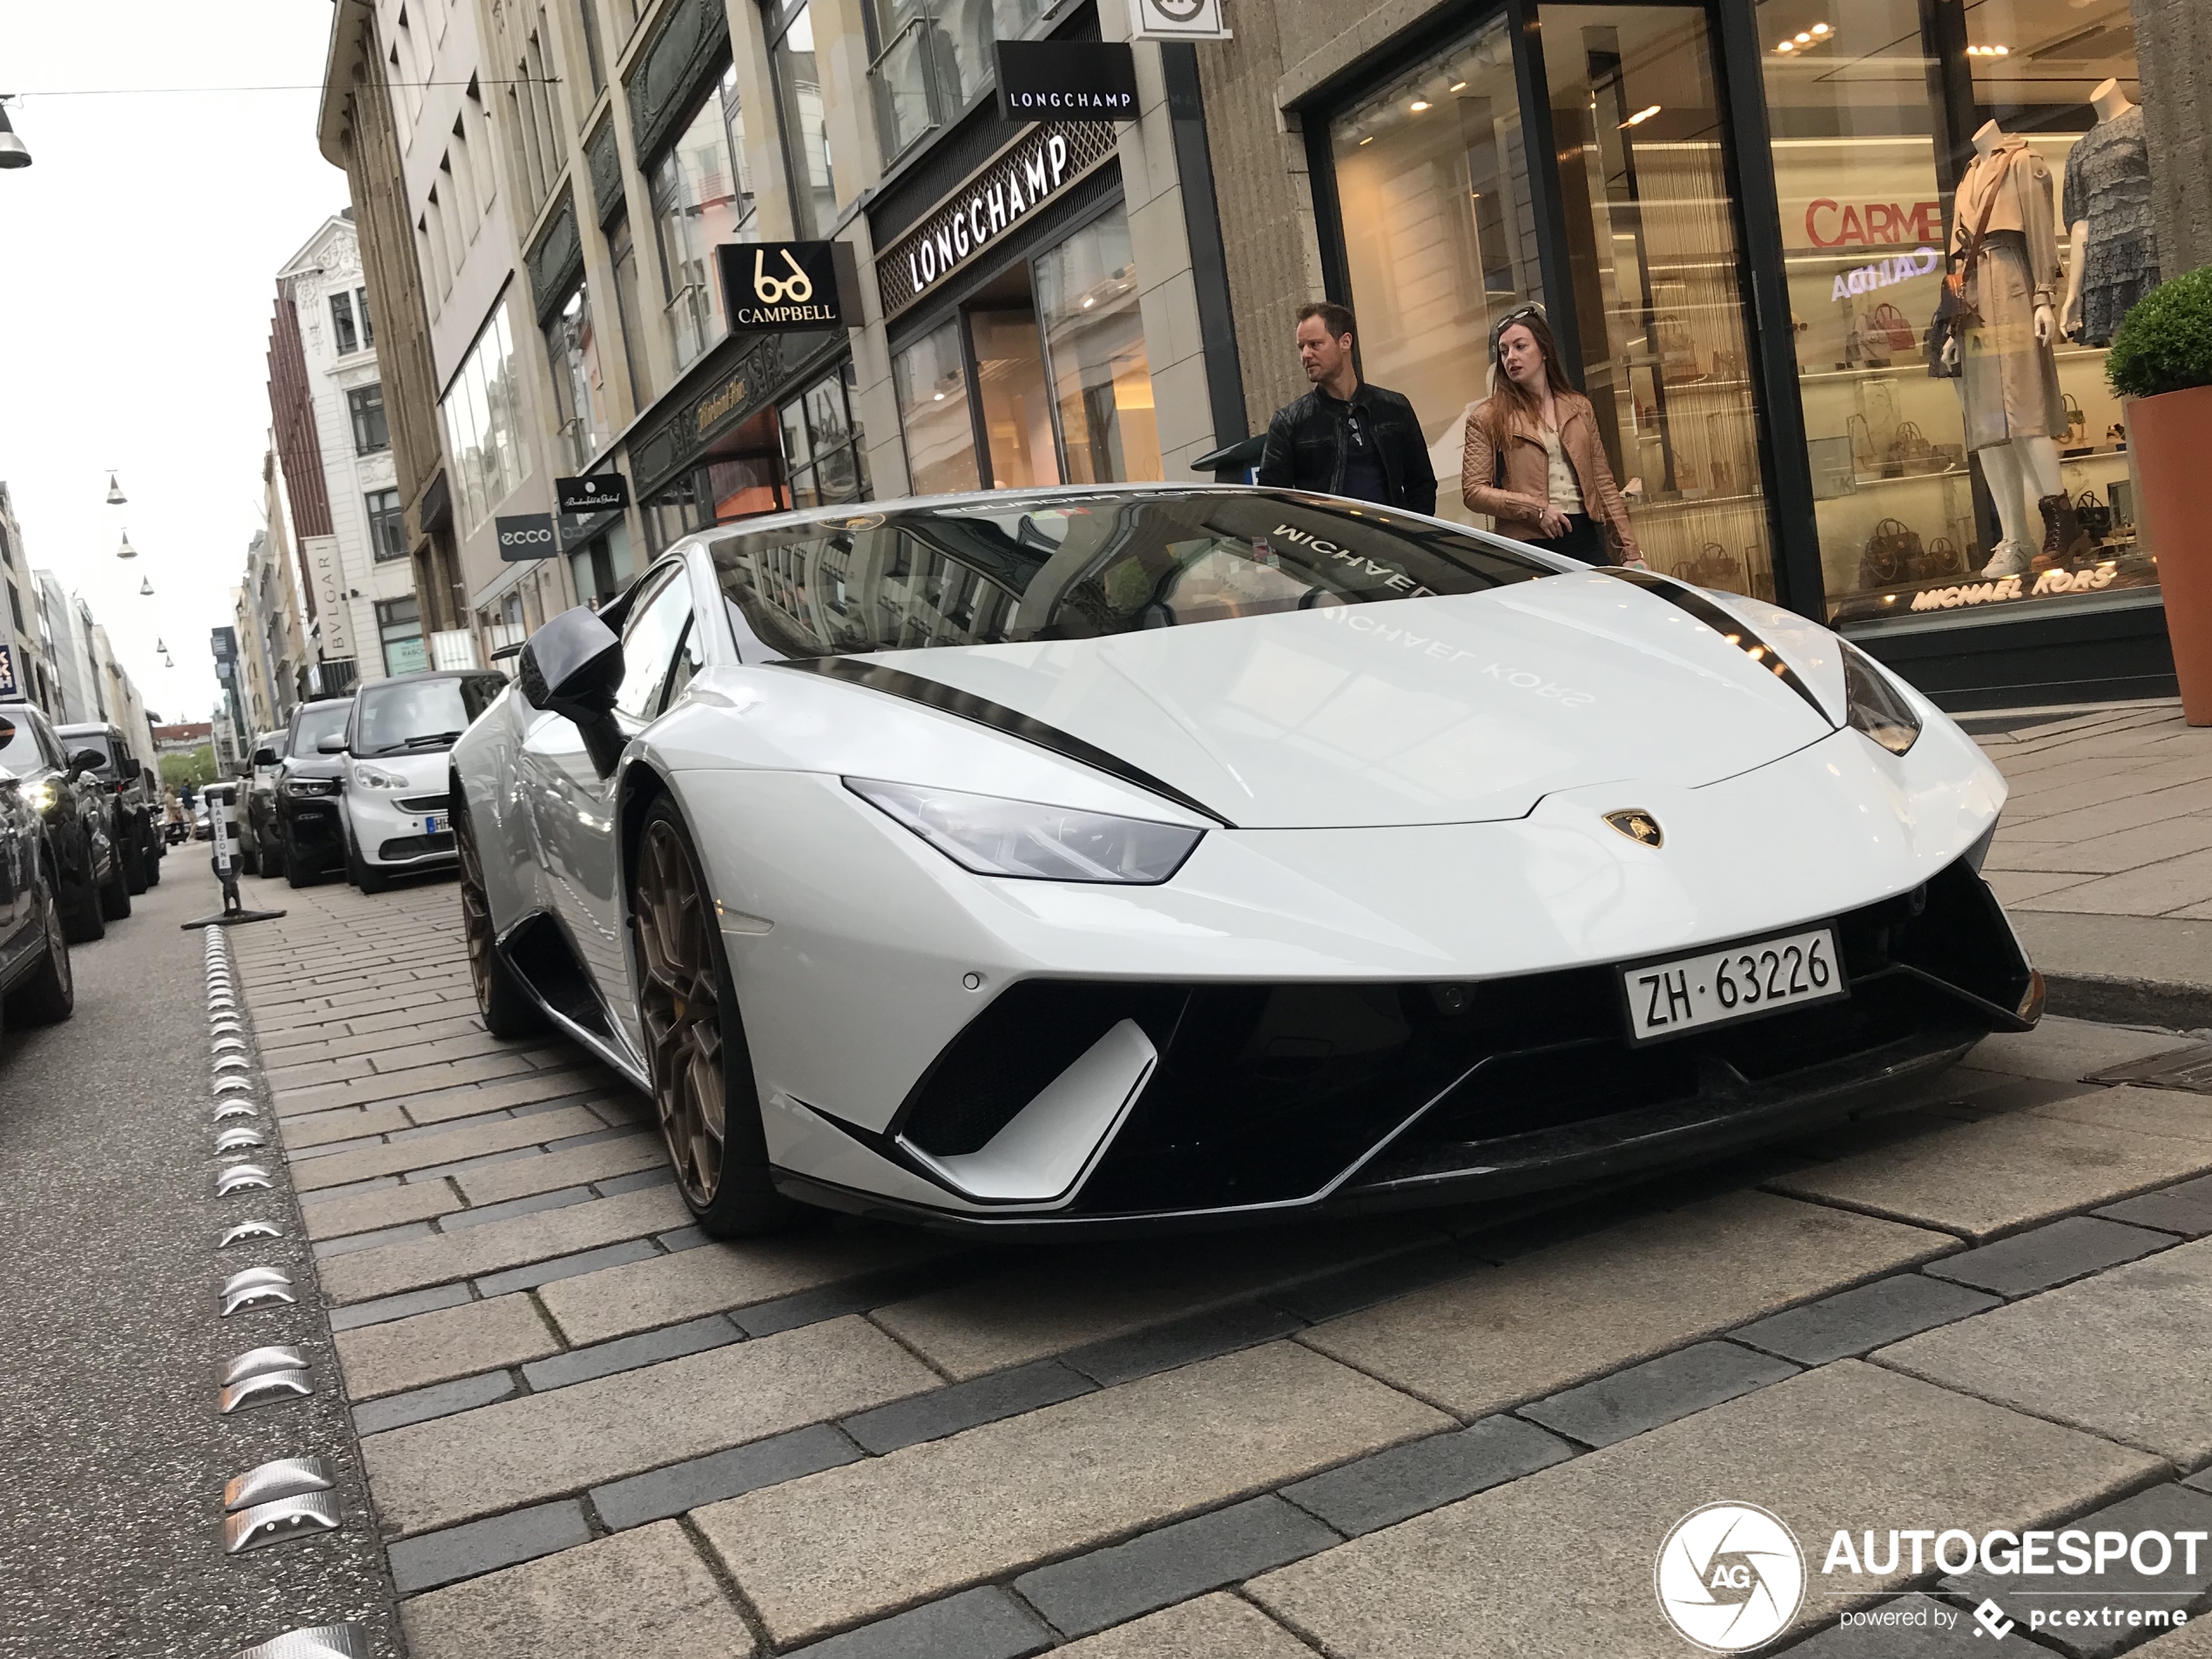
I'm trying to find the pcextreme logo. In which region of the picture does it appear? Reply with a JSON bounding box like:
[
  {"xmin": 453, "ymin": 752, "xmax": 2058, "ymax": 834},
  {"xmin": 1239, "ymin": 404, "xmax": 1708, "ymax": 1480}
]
[{"xmin": 1656, "ymin": 1502, "xmax": 1806, "ymax": 1652}]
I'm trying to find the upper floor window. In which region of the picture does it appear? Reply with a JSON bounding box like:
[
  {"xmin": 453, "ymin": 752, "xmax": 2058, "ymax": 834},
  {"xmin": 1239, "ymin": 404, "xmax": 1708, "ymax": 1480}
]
[
  {"xmin": 545, "ymin": 280, "xmax": 613, "ymax": 470},
  {"xmin": 357, "ymin": 287, "xmax": 374, "ymax": 348},
  {"xmin": 331, "ymin": 292, "xmax": 361, "ymax": 355},
  {"xmin": 438, "ymin": 301, "xmax": 532, "ymax": 534},
  {"xmin": 864, "ymin": 0, "xmax": 1046, "ymax": 162},
  {"xmin": 649, "ymin": 64, "xmax": 752, "ymax": 371},
  {"xmin": 767, "ymin": 1, "xmax": 838, "ymax": 238},
  {"xmin": 347, "ymin": 383, "xmax": 391, "ymax": 454},
  {"xmin": 366, "ymin": 489, "xmax": 408, "ymax": 561}
]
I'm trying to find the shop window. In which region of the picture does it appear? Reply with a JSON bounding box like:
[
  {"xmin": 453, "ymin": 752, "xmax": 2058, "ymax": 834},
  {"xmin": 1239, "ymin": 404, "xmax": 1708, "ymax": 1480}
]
[
  {"xmin": 378, "ymin": 596, "xmax": 428, "ymax": 677},
  {"xmin": 1760, "ymin": 0, "xmax": 2155, "ymax": 627},
  {"xmin": 1328, "ymin": 14, "xmax": 1539, "ymax": 528},
  {"xmin": 863, "ymin": 0, "xmax": 1047, "ymax": 162},
  {"xmin": 1034, "ymin": 207, "xmax": 1158, "ymax": 485},
  {"xmin": 779, "ymin": 361, "xmax": 873, "ymax": 508},
  {"xmin": 892, "ymin": 320, "xmax": 981, "ymax": 495},
  {"xmin": 767, "ymin": 2, "xmax": 839, "ymax": 239},
  {"xmin": 970, "ymin": 300, "xmax": 1060, "ymax": 489},
  {"xmin": 437, "ymin": 300, "xmax": 532, "ymax": 534},
  {"xmin": 1540, "ymin": 5, "xmax": 1775, "ymax": 597},
  {"xmin": 545, "ymin": 279, "xmax": 613, "ymax": 471},
  {"xmin": 365, "ymin": 489, "xmax": 408, "ymax": 562},
  {"xmin": 347, "ymin": 384, "xmax": 390, "ymax": 455},
  {"xmin": 569, "ymin": 523, "xmax": 636, "ymax": 607},
  {"xmin": 330, "ymin": 292, "xmax": 361, "ymax": 356},
  {"xmin": 650, "ymin": 64, "xmax": 753, "ymax": 371}
]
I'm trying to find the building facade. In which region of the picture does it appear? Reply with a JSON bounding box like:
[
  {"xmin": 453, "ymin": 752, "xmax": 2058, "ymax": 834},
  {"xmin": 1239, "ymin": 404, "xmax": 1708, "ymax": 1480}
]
[
  {"xmin": 271, "ymin": 214, "xmax": 422, "ymax": 686},
  {"xmin": 1198, "ymin": 0, "xmax": 2185, "ymax": 706},
  {"xmin": 0, "ymin": 484, "xmax": 59, "ymax": 712}
]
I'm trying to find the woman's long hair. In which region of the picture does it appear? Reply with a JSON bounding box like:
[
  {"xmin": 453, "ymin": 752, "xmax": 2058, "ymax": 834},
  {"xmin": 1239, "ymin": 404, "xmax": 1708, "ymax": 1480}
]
[{"xmin": 1487, "ymin": 307, "xmax": 1578, "ymax": 432}]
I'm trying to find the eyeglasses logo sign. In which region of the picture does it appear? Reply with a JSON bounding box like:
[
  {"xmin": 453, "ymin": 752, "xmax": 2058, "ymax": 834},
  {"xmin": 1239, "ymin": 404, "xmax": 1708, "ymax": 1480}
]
[
  {"xmin": 1606, "ymin": 808, "xmax": 1664, "ymax": 848},
  {"xmin": 1656, "ymin": 1501, "xmax": 1805, "ymax": 1652}
]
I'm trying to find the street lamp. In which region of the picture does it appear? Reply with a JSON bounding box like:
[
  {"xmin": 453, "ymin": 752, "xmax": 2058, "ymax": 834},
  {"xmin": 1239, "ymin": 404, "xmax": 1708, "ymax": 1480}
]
[
  {"xmin": 117, "ymin": 529, "xmax": 138, "ymax": 559},
  {"xmin": 0, "ymin": 101, "xmax": 30, "ymax": 172},
  {"xmin": 155, "ymin": 637, "xmax": 167, "ymax": 652},
  {"xmin": 138, "ymin": 576, "xmax": 154, "ymax": 596},
  {"xmin": 105, "ymin": 472, "xmax": 126, "ymax": 505}
]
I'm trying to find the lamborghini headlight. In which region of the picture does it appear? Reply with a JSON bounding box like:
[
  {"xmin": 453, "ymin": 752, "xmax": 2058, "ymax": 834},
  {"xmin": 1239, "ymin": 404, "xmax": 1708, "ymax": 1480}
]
[
  {"xmin": 846, "ymin": 778, "xmax": 1203, "ymax": 884},
  {"xmin": 1839, "ymin": 639, "xmax": 1921, "ymax": 756}
]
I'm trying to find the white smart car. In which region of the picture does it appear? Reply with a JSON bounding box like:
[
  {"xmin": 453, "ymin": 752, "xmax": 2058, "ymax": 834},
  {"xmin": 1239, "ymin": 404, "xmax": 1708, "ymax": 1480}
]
[
  {"xmin": 336, "ymin": 670, "xmax": 506, "ymax": 894},
  {"xmin": 449, "ymin": 485, "xmax": 2042, "ymax": 1237}
]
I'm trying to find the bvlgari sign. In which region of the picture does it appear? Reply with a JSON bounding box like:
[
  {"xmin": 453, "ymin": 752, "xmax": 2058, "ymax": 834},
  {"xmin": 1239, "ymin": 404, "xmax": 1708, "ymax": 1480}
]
[{"xmin": 876, "ymin": 120, "xmax": 1120, "ymax": 317}]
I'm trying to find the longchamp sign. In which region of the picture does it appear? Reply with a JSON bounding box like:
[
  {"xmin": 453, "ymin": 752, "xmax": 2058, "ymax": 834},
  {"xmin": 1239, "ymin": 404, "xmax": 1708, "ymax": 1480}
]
[
  {"xmin": 994, "ymin": 41, "xmax": 1138, "ymax": 122},
  {"xmin": 875, "ymin": 121, "xmax": 1119, "ymax": 317}
]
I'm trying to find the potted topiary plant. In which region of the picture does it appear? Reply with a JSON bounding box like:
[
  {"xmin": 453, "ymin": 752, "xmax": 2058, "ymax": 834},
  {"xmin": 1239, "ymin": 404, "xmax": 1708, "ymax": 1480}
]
[{"xmin": 2107, "ymin": 266, "xmax": 2212, "ymax": 724}]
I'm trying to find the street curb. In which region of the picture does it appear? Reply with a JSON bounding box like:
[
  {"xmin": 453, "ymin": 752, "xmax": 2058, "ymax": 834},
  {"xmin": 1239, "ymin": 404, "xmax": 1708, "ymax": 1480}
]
[{"xmin": 2044, "ymin": 970, "xmax": 2212, "ymax": 1035}]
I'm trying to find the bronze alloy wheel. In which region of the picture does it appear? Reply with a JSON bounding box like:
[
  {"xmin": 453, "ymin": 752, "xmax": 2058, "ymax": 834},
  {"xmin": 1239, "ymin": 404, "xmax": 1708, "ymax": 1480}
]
[
  {"xmin": 454, "ymin": 791, "xmax": 544, "ymax": 1039},
  {"xmin": 635, "ymin": 816, "xmax": 725, "ymax": 1208}
]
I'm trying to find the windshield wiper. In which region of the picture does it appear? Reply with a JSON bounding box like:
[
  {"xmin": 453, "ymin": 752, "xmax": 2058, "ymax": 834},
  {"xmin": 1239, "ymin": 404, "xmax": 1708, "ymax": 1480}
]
[{"xmin": 376, "ymin": 730, "xmax": 466, "ymax": 754}]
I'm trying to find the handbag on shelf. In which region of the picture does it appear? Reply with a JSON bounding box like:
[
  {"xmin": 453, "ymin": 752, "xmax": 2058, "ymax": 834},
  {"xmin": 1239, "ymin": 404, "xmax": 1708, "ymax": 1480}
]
[
  {"xmin": 1846, "ymin": 308, "xmax": 1893, "ymax": 369},
  {"xmin": 2063, "ymin": 393, "xmax": 2087, "ymax": 446},
  {"xmin": 1653, "ymin": 313, "xmax": 1702, "ymax": 378},
  {"xmin": 1871, "ymin": 302, "xmax": 1917, "ymax": 356},
  {"xmin": 1858, "ymin": 517, "xmax": 1925, "ymax": 588},
  {"xmin": 1673, "ymin": 543, "xmax": 1743, "ymax": 589},
  {"xmin": 1887, "ymin": 421, "xmax": 1942, "ymax": 475},
  {"xmin": 1922, "ymin": 536, "xmax": 1965, "ymax": 578},
  {"xmin": 2074, "ymin": 489, "xmax": 2112, "ymax": 541},
  {"xmin": 1927, "ymin": 149, "xmax": 2015, "ymax": 379}
]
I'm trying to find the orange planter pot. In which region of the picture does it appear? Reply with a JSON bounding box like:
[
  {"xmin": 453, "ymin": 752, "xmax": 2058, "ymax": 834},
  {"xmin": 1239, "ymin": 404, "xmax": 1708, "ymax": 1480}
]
[{"xmin": 2131, "ymin": 381, "xmax": 2212, "ymax": 724}]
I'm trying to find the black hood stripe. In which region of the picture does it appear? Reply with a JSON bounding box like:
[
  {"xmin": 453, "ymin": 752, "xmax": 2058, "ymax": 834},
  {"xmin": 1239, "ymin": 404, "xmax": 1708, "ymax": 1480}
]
[
  {"xmin": 771, "ymin": 656, "xmax": 1238, "ymax": 827},
  {"xmin": 1597, "ymin": 568, "xmax": 1833, "ymax": 726}
]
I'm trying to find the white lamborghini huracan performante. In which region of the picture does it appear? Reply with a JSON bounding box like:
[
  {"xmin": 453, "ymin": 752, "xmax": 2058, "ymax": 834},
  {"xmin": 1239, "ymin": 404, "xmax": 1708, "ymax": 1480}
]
[{"xmin": 451, "ymin": 485, "xmax": 2042, "ymax": 1238}]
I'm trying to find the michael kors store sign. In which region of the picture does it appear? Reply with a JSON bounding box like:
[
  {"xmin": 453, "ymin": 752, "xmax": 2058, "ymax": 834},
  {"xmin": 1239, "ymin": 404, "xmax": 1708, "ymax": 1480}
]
[{"xmin": 876, "ymin": 120, "xmax": 1118, "ymax": 317}]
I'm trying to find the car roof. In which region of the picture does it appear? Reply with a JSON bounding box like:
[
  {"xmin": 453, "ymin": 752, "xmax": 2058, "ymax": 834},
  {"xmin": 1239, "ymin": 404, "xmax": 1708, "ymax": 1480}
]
[
  {"xmin": 55, "ymin": 721, "xmax": 119, "ymax": 736},
  {"xmin": 361, "ymin": 669, "xmax": 501, "ymax": 685}
]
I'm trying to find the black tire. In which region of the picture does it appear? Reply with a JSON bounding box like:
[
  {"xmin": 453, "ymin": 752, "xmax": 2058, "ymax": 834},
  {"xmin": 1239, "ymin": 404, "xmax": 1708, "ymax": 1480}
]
[
  {"xmin": 98, "ymin": 853, "xmax": 131, "ymax": 921},
  {"xmin": 285, "ymin": 840, "xmax": 318, "ymax": 887},
  {"xmin": 144, "ymin": 838, "xmax": 161, "ymax": 885},
  {"xmin": 348, "ymin": 840, "xmax": 390, "ymax": 895},
  {"xmin": 238, "ymin": 840, "xmax": 259, "ymax": 876},
  {"xmin": 62, "ymin": 833, "xmax": 105, "ymax": 944},
  {"xmin": 123, "ymin": 838, "xmax": 149, "ymax": 894},
  {"xmin": 7, "ymin": 871, "xmax": 74, "ymax": 1025},
  {"xmin": 631, "ymin": 797, "xmax": 797, "ymax": 1238},
  {"xmin": 260, "ymin": 832, "xmax": 286, "ymax": 881},
  {"xmin": 455, "ymin": 790, "xmax": 546, "ymax": 1040}
]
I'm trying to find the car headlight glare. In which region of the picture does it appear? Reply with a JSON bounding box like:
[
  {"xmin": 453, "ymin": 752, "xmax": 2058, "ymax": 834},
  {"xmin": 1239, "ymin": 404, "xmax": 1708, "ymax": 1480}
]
[
  {"xmin": 354, "ymin": 765, "xmax": 401, "ymax": 790},
  {"xmin": 845, "ymin": 778, "xmax": 1203, "ymax": 884},
  {"xmin": 284, "ymin": 777, "xmax": 340, "ymax": 799},
  {"xmin": 1839, "ymin": 640, "xmax": 1921, "ymax": 756},
  {"xmin": 24, "ymin": 779, "xmax": 54, "ymax": 813}
]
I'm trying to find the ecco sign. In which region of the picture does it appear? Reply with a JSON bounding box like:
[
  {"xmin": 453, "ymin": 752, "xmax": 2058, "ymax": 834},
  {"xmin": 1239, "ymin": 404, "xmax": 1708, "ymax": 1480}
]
[
  {"xmin": 495, "ymin": 513, "xmax": 557, "ymax": 562},
  {"xmin": 714, "ymin": 240, "xmax": 860, "ymax": 334},
  {"xmin": 995, "ymin": 41, "xmax": 1138, "ymax": 122}
]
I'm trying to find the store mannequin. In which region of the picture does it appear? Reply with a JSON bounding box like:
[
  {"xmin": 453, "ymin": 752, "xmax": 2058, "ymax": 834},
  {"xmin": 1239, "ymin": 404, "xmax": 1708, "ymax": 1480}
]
[
  {"xmin": 2061, "ymin": 78, "xmax": 2160, "ymax": 347},
  {"xmin": 1943, "ymin": 119, "xmax": 2083, "ymax": 579}
]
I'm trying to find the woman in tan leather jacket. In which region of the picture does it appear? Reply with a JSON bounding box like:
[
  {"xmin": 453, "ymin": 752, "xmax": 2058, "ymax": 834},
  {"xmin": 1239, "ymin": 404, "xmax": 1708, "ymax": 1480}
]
[{"xmin": 1461, "ymin": 308, "xmax": 1643, "ymax": 567}]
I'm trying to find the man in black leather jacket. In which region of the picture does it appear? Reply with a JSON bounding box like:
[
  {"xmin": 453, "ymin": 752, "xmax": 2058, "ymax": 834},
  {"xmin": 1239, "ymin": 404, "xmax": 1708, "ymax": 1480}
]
[{"xmin": 1256, "ymin": 302, "xmax": 1437, "ymax": 514}]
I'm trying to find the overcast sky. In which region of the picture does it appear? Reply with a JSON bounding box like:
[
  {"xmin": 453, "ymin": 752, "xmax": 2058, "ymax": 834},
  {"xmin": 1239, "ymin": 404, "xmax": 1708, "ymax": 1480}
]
[{"xmin": 0, "ymin": 3, "xmax": 349, "ymax": 725}]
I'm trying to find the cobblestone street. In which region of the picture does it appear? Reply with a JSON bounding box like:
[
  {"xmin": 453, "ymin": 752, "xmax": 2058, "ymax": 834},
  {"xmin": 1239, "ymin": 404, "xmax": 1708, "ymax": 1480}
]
[{"xmin": 189, "ymin": 778, "xmax": 2212, "ymax": 1659}]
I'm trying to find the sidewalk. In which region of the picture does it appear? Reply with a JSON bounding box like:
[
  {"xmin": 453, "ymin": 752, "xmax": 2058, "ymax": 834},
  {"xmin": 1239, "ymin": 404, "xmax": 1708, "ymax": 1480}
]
[{"xmin": 1965, "ymin": 698, "xmax": 2212, "ymax": 1030}]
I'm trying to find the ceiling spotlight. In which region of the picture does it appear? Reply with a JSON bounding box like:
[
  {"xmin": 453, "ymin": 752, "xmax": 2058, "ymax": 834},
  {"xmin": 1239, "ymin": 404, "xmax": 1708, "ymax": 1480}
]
[
  {"xmin": 1410, "ymin": 99, "xmax": 1431, "ymax": 112},
  {"xmin": 1449, "ymin": 80, "xmax": 1467, "ymax": 91},
  {"xmin": 1811, "ymin": 21, "xmax": 1831, "ymax": 33},
  {"xmin": 1359, "ymin": 134, "xmax": 1374, "ymax": 145},
  {"xmin": 1777, "ymin": 39, "xmax": 1795, "ymax": 51},
  {"xmin": 117, "ymin": 529, "xmax": 138, "ymax": 560},
  {"xmin": 105, "ymin": 472, "xmax": 127, "ymax": 505},
  {"xmin": 140, "ymin": 577, "xmax": 154, "ymax": 596},
  {"xmin": 0, "ymin": 101, "xmax": 31, "ymax": 172},
  {"xmin": 1795, "ymin": 30, "xmax": 1811, "ymax": 42},
  {"xmin": 1621, "ymin": 104, "xmax": 1662, "ymax": 127}
]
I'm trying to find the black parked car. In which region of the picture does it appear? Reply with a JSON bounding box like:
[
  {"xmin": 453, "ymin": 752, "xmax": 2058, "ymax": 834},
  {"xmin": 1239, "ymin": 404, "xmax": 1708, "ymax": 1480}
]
[
  {"xmin": 0, "ymin": 700, "xmax": 127, "ymax": 941},
  {"xmin": 57, "ymin": 721, "xmax": 158, "ymax": 894},
  {"xmin": 239, "ymin": 728, "xmax": 287, "ymax": 878},
  {"xmin": 270, "ymin": 698, "xmax": 354, "ymax": 887},
  {"xmin": 0, "ymin": 749, "xmax": 75, "ymax": 1038}
]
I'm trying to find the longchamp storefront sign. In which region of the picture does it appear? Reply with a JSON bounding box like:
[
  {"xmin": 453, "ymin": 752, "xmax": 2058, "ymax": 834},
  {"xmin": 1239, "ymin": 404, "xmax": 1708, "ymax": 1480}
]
[
  {"xmin": 876, "ymin": 120, "xmax": 1119, "ymax": 318},
  {"xmin": 994, "ymin": 41, "xmax": 1138, "ymax": 122}
]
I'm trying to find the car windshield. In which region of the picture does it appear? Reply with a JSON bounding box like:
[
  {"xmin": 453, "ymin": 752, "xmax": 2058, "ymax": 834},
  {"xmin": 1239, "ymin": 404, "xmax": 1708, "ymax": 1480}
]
[
  {"xmin": 707, "ymin": 489, "xmax": 1554, "ymax": 660},
  {"xmin": 354, "ymin": 678, "xmax": 499, "ymax": 756},
  {"xmin": 293, "ymin": 703, "xmax": 351, "ymax": 755},
  {"xmin": 0, "ymin": 713, "xmax": 40, "ymax": 774}
]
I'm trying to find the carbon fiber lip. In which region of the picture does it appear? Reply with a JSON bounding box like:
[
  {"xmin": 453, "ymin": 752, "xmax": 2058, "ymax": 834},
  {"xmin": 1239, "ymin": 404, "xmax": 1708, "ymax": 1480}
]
[
  {"xmin": 1598, "ymin": 567, "xmax": 1832, "ymax": 726},
  {"xmin": 772, "ymin": 655, "xmax": 1237, "ymax": 827}
]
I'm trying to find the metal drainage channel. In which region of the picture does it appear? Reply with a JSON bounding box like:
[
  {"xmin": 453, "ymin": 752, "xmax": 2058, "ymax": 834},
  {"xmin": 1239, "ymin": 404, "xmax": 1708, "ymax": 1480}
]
[{"xmin": 206, "ymin": 932, "xmax": 370, "ymax": 1659}]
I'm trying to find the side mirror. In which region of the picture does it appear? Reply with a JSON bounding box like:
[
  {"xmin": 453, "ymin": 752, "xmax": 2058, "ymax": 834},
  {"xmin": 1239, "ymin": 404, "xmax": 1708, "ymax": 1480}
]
[
  {"xmin": 316, "ymin": 734, "xmax": 347, "ymax": 755},
  {"xmin": 519, "ymin": 607, "xmax": 626, "ymax": 779},
  {"xmin": 69, "ymin": 749, "xmax": 105, "ymax": 779},
  {"xmin": 251, "ymin": 746, "xmax": 280, "ymax": 767}
]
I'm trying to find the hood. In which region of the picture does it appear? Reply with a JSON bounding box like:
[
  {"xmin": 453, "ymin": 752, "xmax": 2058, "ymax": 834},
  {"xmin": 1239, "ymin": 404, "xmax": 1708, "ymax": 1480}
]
[{"xmin": 850, "ymin": 571, "xmax": 1834, "ymax": 829}]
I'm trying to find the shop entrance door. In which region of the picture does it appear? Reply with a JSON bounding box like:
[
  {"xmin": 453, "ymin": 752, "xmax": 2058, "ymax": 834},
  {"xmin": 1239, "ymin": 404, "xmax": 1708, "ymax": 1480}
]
[{"xmin": 1535, "ymin": 3, "xmax": 1775, "ymax": 599}]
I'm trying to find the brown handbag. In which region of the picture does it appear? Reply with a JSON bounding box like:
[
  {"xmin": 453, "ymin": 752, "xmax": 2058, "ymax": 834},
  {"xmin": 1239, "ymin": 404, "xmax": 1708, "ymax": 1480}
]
[
  {"xmin": 1859, "ymin": 517, "xmax": 1925, "ymax": 588},
  {"xmin": 1926, "ymin": 148, "xmax": 2015, "ymax": 378}
]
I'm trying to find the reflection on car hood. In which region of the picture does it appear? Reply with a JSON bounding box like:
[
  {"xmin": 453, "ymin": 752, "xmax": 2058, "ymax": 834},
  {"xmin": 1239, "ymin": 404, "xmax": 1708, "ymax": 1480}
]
[{"xmin": 848, "ymin": 571, "xmax": 1835, "ymax": 829}]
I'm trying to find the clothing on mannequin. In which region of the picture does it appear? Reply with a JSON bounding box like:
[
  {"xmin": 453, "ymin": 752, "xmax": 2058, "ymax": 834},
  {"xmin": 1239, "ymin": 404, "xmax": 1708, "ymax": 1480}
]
[
  {"xmin": 2062, "ymin": 79, "xmax": 2160, "ymax": 347},
  {"xmin": 1944, "ymin": 121, "xmax": 2090, "ymax": 579}
]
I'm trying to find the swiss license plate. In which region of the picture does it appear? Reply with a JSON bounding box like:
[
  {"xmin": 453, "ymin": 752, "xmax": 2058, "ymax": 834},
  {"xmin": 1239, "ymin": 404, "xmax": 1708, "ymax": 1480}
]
[{"xmin": 1622, "ymin": 927, "xmax": 1846, "ymax": 1043}]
